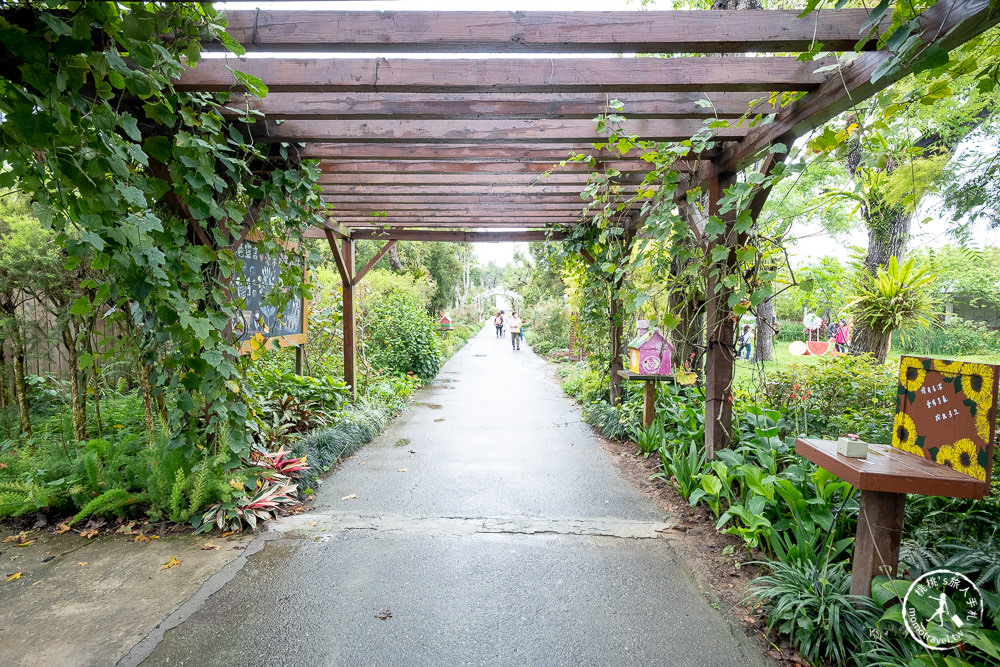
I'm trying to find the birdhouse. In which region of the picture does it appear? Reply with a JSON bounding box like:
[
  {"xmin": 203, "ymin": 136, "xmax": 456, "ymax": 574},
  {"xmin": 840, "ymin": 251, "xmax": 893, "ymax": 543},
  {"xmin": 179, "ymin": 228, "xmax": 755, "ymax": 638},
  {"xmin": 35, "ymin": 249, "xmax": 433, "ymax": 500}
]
[
  {"xmin": 627, "ymin": 320, "xmax": 674, "ymax": 375},
  {"xmin": 439, "ymin": 314, "xmax": 452, "ymax": 329}
]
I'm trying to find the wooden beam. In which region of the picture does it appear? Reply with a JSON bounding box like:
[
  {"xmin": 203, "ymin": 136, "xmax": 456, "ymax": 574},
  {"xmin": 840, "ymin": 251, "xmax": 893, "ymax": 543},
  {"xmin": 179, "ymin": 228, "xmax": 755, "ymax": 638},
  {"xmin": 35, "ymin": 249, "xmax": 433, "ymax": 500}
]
[
  {"xmin": 322, "ymin": 217, "xmax": 352, "ymax": 239},
  {"xmin": 177, "ymin": 56, "xmax": 830, "ymax": 94},
  {"xmin": 353, "ymin": 240, "xmax": 396, "ymax": 286},
  {"xmin": 300, "ymin": 143, "xmax": 636, "ymax": 160},
  {"xmin": 325, "ymin": 229, "xmax": 350, "ymax": 285},
  {"xmin": 325, "ymin": 203, "xmax": 604, "ymax": 212},
  {"xmin": 252, "ymin": 118, "xmax": 747, "ymax": 143},
  {"xmin": 715, "ymin": 0, "xmax": 1000, "ymax": 173},
  {"xmin": 320, "ymin": 184, "xmax": 637, "ymax": 196},
  {"xmin": 317, "ymin": 172, "xmax": 644, "ymax": 186},
  {"xmin": 316, "ymin": 160, "xmax": 660, "ymax": 174},
  {"xmin": 348, "ymin": 230, "xmax": 567, "ymax": 242},
  {"xmin": 322, "ymin": 194, "xmax": 596, "ymax": 204},
  {"xmin": 303, "ymin": 223, "xmax": 578, "ymax": 238},
  {"xmin": 216, "ymin": 10, "xmax": 886, "ymax": 54},
  {"xmin": 225, "ymin": 91, "xmax": 772, "ymax": 120}
]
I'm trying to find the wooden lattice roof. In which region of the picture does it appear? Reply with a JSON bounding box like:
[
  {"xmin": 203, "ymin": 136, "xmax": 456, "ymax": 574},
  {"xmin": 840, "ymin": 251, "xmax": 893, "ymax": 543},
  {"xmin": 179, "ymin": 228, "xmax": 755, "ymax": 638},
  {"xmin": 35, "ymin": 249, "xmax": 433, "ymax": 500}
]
[{"xmin": 176, "ymin": 2, "xmax": 998, "ymax": 242}]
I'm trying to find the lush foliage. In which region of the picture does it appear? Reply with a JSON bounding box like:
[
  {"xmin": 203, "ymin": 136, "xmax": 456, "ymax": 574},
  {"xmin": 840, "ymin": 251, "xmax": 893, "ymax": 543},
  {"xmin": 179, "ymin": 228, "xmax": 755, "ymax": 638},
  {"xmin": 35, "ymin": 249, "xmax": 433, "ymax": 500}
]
[{"xmin": 362, "ymin": 290, "xmax": 442, "ymax": 381}]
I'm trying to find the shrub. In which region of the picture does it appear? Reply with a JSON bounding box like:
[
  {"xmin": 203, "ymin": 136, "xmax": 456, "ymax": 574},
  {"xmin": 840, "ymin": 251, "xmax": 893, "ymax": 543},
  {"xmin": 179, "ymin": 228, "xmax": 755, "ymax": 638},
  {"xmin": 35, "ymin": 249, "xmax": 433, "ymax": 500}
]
[
  {"xmin": 362, "ymin": 290, "xmax": 442, "ymax": 380},
  {"xmin": 745, "ymin": 559, "xmax": 880, "ymax": 666},
  {"xmin": 524, "ymin": 298, "xmax": 570, "ymax": 357},
  {"xmin": 760, "ymin": 354, "xmax": 897, "ymax": 441},
  {"xmin": 896, "ymin": 316, "xmax": 1000, "ymax": 358}
]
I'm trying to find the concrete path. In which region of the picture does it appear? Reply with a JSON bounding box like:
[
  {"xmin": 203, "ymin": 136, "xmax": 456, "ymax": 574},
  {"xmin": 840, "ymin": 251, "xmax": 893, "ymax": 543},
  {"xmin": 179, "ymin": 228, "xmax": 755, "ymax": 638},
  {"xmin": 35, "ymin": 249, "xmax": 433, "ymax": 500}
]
[{"xmin": 127, "ymin": 324, "xmax": 771, "ymax": 666}]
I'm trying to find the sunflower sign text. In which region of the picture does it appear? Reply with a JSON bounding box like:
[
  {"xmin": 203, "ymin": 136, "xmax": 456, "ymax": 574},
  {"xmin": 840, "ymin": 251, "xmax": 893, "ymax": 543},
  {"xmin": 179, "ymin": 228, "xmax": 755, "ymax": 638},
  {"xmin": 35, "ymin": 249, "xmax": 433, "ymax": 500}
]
[{"xmin": 892, "ymin": 356, "xmax": 998, "ymax": 488}]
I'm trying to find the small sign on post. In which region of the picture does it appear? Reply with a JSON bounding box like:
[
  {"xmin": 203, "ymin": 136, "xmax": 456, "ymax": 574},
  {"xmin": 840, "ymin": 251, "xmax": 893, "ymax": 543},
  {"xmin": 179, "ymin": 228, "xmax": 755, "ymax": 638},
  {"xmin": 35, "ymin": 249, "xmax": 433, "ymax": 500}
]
[{"xmin": 232, "ymin": 241, "xmax": 308, "ymax": 354}]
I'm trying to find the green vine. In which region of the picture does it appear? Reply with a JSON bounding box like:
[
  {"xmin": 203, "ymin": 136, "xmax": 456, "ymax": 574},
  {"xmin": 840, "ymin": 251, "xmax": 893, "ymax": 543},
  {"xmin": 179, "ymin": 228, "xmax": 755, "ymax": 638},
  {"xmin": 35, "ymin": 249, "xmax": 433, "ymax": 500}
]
[{"xmin": 0, "ymin": 2, "xmax": 326, "ymax": 458}]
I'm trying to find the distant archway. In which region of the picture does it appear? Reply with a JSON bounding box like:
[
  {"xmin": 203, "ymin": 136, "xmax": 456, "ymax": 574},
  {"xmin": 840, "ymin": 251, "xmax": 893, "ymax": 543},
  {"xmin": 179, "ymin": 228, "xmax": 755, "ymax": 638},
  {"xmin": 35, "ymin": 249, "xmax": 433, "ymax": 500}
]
[{"xmin": 474, "ymin": 288, "xmax": 523, "ymax": 315}]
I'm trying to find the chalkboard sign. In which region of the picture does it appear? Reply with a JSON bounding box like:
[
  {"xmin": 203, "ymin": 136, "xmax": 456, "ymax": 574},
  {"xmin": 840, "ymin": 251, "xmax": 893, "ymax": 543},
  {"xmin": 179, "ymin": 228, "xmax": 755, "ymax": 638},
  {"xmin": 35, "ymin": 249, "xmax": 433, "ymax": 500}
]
[
  {"xmin": 892, "ymin": 356, "xmax": 997, "ymax": 487},
  {"xmin": 231, "ymin": 242, "xmax": 307, "ymax": 350}
]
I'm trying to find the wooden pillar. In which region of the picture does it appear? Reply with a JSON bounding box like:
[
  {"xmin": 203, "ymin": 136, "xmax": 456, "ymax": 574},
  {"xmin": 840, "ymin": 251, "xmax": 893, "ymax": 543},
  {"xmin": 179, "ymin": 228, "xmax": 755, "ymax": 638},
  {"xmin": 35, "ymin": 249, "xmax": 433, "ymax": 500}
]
[
  {"xmin": 294, "ymin": 346, "xmax": 304, "ymax": 375},
  {"xmin": 643, "ymin": 380, "xmax": 656, "ymax": 428},
  {"xmin": 851, "ymin": 490, "xmax": 906, "ymax": 597},
  {"xmin": 704, "ymin": 172, "xmax": 738, "ymax": 458},
  {"xmin": 342, "ymin": 238, "xmax": 357, "ymax": 401},
  {"xmin": 609, "ymin": 287, "xmax": 624, "ymax": 406},
  {"xmin": 608, "ymin": 230, "xmax": 634, "ymax": 407}
]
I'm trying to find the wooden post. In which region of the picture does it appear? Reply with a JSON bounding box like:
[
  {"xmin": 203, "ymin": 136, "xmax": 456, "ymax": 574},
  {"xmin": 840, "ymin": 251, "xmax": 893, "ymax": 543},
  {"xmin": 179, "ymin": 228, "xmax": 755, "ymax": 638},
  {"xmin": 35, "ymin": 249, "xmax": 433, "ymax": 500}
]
[
  {"xmin": 342, "ymin": 238, "xmax": 357, "ymax": 401},
  {"xmin": 609, "ymin": 287, "xmax": 624, "ymax": 406},
  {"xmin": 294, "ymin": 346, "xmax": 304, "ymax": 375},
  {"xmin": 851, "ymin": 489, "xmax": 906, "ymax": 597},
  {"xmin": 643, "ymin": 380, "xmax": 656, "ymax": 428},
  {"xmin": 703, "ymin": 172, "xmax": 738, "ymax": 458}
]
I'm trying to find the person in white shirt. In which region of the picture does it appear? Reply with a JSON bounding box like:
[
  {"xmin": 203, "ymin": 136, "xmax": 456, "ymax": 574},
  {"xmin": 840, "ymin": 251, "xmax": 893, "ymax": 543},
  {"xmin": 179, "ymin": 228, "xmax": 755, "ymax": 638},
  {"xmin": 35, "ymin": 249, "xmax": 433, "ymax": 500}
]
[{"xmin": 507, "ymin": 311, "xmax": 522, "ymax": 351}]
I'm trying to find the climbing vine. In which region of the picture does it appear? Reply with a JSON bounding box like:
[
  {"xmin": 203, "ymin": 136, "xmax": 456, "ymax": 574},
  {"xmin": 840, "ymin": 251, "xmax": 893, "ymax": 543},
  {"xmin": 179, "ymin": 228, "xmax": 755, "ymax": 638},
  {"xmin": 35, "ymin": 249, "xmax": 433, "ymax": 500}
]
[{"xmin": 0, "ymin": 2, "xmax": 326, "ymax": 457}]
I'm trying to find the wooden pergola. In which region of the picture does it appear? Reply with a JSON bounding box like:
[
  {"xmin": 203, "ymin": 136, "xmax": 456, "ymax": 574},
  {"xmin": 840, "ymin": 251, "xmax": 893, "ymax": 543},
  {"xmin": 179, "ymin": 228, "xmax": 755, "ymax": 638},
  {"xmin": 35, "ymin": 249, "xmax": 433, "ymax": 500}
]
[{"xmin": 179, "ymin": 1, "xmax": 997, "ymax": 452}]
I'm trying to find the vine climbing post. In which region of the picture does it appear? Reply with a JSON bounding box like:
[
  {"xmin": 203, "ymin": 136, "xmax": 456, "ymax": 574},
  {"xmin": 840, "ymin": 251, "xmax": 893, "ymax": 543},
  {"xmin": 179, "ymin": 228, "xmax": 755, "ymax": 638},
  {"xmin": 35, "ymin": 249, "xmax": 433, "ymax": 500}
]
[
  {"xmin": 703, "ymin": 172, "xmax": 738, "ymax": 458},
  {"xmin": 609, "ymin": 227, "xmax": 635, "ymax": 406}
]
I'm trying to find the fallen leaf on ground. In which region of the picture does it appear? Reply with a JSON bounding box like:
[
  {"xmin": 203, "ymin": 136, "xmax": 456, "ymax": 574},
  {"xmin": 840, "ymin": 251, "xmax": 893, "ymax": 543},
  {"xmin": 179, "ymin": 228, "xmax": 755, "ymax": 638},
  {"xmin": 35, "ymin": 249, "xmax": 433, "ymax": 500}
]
[
  {"xmin": 134, "ymin": 533, "xmax": 151, "ymax": 543},
  {"xmin": 15, "ymin": 540, "xmax": 34, "ymax": 547},
  {"xmin": 341, "ymin": 494, "xmax": 357, "ymax": 501},
  {"xmin": 375, "ymin": 609, "xmax": 393, "ymax": 620},
  {"xmin": 54, "ymin": 522, "xmax": 71, "ymax": 535},
  {"xmin": 408, "ymin": 450, "xmax": 417, "ymax": 454},
  {"xmin": 80, "ymin": 529, "xmax": 98, "ymax": 539},
  {"xmin": 3, "ymin": 531, "xmax": 31, "ymax": 544},
  {"xmin": 0, "ymin": 462, "xmax": 8, "ymax": 469},
  {"xmin": 149, "ymin": 534, "xmax": 160, "ymax": 539},
  {"xmin": 41, "ymin": 555, "xmax": 54, "ymax": 563},
  {"xmin": 161, "ymin": 556, "xmax": 182, "ymax": 571},
  {"xmin": 308, "ymin": 521, "xmax": 319, "ymax": 527},
  {"xmin": 397, "ymin": 468, "xmax": 409, "ymax": 472},
  {"xmin": 201, "ymin": 544, "xmax": 219, "ymax": 550},
  {"xmin": 6, "ymin": 570, "xmax": 22, "ymax": 582},
  {"xmin": 221, "ymin": 531, "xmax": 235, "ymax": 538},
  {"xmin": 78, "ymin": 562, "xmax": 87, "ymax": 567},
  {"xmin": 116, "ymin": 522, "xmax": 136, "ymax": 535}
]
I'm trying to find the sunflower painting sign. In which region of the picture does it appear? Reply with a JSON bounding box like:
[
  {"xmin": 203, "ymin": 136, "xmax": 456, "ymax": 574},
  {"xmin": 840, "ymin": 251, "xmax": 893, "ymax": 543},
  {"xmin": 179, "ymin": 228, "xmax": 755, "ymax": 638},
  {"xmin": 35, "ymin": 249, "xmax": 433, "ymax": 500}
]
[{"xmin": 892, "ymin": 356, "xmax": 998, "ymax": 487}]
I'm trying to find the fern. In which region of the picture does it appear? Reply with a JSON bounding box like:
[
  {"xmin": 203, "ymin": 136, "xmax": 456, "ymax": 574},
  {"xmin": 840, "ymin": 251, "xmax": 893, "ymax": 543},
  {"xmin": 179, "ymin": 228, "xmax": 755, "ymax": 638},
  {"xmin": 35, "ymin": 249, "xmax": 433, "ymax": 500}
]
[
  {"xmin": 71, "ymin": 488, "xmax": 144, "ymax": 525},
  {"xmin": 168, "ymin": 468, "xmax": 187, "ymax": 524}
]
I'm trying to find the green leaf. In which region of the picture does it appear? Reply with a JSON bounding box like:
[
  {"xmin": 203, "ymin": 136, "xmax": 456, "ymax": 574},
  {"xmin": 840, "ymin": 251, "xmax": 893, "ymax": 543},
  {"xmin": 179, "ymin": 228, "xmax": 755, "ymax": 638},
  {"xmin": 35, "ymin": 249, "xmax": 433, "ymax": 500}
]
[
  {"xmin": 70, "ymin": 297, "xmax": 93, "ymax": 317},
  {"xmin": 912, "ymin": 45, "xmax": 949, "ymax": 75},
  {"xmin": 229, "ymin": 68, "xmax": 269, "ymax": 98}
]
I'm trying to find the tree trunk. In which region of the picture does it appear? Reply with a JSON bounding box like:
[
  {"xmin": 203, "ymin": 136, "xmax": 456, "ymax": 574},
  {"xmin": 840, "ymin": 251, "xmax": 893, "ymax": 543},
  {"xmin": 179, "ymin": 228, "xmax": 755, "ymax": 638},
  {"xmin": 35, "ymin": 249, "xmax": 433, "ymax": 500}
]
[
  {"xmin": 388, "ymin": 243, "xmax": 403, "ymax": 271},
  {"xmin": 137, "ymin": 354, "xmax": 157, "ymax": 448},
  {"xmin": 12, "ymin": 323, "xmax": 31, "ymax": 435},
  {"xmin": 753, "ymin": 297, "xmax": 775, "ymax": 362},
  {"xmin": 62, "ymin": 325, "xmax": 87, "ymax": 442},
  {"xmin": 849, "ymin": 199, "xmax": 910, "ymax": 364},
  {"xmin": 89, "ymin": 334, "xmax": 103, "ymax": 439}
]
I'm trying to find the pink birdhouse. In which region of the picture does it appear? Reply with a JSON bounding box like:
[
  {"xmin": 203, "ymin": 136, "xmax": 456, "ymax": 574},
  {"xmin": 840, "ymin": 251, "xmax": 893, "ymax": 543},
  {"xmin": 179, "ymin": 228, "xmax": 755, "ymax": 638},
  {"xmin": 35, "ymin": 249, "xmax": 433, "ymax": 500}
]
[
  {"xmin": 627, "ymin": 320, "xmax": 674, "ymax": 375},
  {"xmin": 439, "ymin": 314, "xmax": 452, "ymax": 329}
]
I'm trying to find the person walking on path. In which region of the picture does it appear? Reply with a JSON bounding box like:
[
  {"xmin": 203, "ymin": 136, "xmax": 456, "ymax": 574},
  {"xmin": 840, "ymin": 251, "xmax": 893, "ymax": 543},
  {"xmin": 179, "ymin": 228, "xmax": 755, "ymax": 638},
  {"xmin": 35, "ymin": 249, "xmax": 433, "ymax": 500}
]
[
  {"xmin": 494, "ymin": 311, "xmax": 504, "ymax": 338},
  {"xmin": 736, "ymin": 325, "xmax": 752, "ymax": 360},
  {"xmin": 508, "ymin": 311, "xmax": 522, "ymax": 350}
]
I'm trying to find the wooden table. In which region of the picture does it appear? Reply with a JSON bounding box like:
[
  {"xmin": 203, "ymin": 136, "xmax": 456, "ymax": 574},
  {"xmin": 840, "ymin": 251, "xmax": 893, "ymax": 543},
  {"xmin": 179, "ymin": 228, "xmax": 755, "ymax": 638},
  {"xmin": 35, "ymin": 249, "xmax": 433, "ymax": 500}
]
[
  {"xmin": 617, "ymin": 370, "xmax": 673, "ymax": 428},
  {"xmin": 795, "ymin": 438, "xmax": 988, "ymax": 597}
]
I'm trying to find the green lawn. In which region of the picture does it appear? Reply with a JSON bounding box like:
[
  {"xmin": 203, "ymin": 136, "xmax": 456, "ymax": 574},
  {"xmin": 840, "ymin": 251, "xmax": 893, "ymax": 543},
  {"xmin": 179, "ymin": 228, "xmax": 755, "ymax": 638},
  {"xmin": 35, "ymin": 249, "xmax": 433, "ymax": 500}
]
[{"xmin": 733, "ymin": 343, "xmax": 1000, "ymax": 389}]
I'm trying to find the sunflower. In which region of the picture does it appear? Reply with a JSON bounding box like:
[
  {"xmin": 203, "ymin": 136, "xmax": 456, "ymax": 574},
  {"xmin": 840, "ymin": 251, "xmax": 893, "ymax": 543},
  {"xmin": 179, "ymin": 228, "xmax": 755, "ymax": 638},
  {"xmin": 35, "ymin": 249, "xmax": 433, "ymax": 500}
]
[
  {"xmin": 936, "ymin": 438, "xmax": 987, "ymax": 482},
  {"xmin": 892, "ymin": 412, "xmax": 923, "ymax": 457},
  {"xmin": 976, "ymin": 412, "xmax": 994, "ymax": 443},
  {"xmin": 898, "ymin": 357, "xmax": 926, "ymax": 393},
  {"xmin": 960, "ymin": 362, "xmax": 994, "ymax": 411},
  {"xmin": 931, "ymin": 358, "xmax": 964, "ymax": 380}
]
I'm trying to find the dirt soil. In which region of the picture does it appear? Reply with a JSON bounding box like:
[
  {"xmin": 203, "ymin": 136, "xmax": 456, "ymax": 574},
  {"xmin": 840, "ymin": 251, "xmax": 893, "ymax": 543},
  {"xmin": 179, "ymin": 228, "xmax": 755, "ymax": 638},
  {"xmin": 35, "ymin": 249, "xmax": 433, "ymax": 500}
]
[{"xmin": 599, "ymin": 433, "xmax": 808, "ymax": 666}]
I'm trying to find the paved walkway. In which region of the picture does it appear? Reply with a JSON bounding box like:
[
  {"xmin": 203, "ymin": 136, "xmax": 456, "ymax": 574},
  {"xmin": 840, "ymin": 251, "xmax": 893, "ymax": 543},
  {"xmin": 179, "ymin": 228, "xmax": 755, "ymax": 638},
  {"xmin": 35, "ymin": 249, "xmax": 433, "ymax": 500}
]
[{"xmin": 124, "ymin": 323, "xmax": 771, "ymax": 667}]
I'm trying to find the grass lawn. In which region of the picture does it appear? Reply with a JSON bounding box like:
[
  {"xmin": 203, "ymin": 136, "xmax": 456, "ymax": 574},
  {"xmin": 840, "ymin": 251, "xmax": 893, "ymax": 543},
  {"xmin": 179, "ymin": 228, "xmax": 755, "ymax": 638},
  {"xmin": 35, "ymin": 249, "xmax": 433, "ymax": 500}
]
[{"xmin": 733, "ymin": 342, "xmax": 1000, "ymax": 389}]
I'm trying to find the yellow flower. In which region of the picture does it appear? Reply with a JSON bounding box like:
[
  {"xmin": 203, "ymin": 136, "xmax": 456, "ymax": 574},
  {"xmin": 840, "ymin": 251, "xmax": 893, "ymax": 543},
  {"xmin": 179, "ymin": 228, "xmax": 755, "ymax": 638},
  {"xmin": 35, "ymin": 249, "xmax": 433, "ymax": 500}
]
[
  {"xmin": 936, "ymin": 439, "xmax": 987, "ymax": 482},
  {"xmin": 892, "ymin": 412, "xmax": 923, "ymax": 457},
  {"xmin": 961, "ymin": 362, "xmax": 994, "ymax": 410},
  {"xmin": 898, "ymin": 357, "xmax": 926, "ymax": 393},
  {"xmin": 976, "ymin": 413, "xmax": 994, "ymax": 443},
  {"xmin": 931, "ymin": 358, "xmax": 964, "ymax": 380}
]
